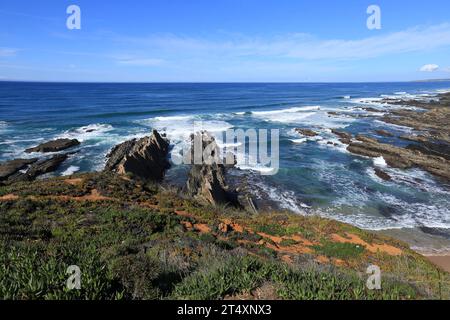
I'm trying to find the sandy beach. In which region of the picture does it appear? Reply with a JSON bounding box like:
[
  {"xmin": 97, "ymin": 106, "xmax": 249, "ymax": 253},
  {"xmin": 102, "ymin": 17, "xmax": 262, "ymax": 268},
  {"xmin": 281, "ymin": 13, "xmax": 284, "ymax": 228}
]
[{"xmin": 425, "ymin": 255, "xmax": 450, "ymax": 273}]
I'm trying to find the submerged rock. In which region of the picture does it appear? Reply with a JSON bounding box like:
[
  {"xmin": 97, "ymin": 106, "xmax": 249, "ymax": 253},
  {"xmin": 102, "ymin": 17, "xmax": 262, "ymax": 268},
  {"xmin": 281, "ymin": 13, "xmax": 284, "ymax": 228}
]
[
  {"xmin": 295, "ymin": 128, "xmax": 318, "ymax": 137},
  {"xmin": 375, "ymin": 129, "xmax": 393, "ymax": 137},
  {"xmin": 25, "ymin": 138, "xmax": 80, "ymax": 153},
  {"xmin": 105, "ymin": 129, "xmax": 170, "ymax": 181},
  {"xmin": 374, "ymin": 168, "xmax": 392, "ymax": 181}
]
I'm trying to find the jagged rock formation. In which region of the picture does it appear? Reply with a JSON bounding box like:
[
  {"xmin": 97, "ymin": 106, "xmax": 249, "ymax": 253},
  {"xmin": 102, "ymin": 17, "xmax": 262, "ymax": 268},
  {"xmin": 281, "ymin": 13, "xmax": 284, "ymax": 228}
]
[
  {"xmin": 185, "ymin": 132, "xmax": 232, "ymax": 206},
  {"xmin": 105, "ymin": 129, "xmax": 170, "ymax": 181},
  {"xmin": 25, "ymin": 138, "xmax": 80, "ymax": 153},
  {"xmin": 184, "ymin": 132, "xmax": 258, "ymax": 212}
]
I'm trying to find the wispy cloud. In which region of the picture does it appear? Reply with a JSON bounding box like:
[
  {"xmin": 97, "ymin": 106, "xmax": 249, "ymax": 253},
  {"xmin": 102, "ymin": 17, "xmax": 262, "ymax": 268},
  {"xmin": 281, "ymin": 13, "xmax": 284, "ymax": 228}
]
[
  {"xmin": 116, "ymin": 23, "xmax": 450, "ymax": 61},
  {"xmin": 0, "ymin": 48, "xmax": 18, "ymax": 57},
  {"xmin": 116, "ymin": 58, "xmax": 165, "ymax": 66}
]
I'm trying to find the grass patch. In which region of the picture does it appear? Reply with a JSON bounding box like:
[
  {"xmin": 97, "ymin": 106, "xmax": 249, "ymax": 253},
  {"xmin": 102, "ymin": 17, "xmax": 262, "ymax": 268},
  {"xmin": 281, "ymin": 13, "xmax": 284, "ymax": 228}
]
[{"xmin": 313, "ymin": 242, "xmax": 365, "ymax": 260}]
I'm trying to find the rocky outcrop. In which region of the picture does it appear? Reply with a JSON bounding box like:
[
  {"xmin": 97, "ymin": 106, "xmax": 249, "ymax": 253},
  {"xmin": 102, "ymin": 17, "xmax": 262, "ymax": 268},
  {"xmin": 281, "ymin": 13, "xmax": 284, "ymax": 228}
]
[
  {"xmin": 380, "ymin": 93, "xmax": 450, "ymax": 143},
  {"xmin": 185, "ymin": 132, "xmax": 233, "ymax": 206},
  {"xmin": 331, "ymin": 129, "xmax": 352, "ymax": 144},
  {"xmin": 295, "ymin": 128, "xmax": 318, "ymax": 137},
  {"xmin": 25, "ymin": 138, "xmax": 80, "ymax": 153},
  {"xmin": 5, "ymin": 154, "xmax": 69, "ymax": 183},
  {"xmin": 347, "ymin": 135, "xmax": 450, "ymax": 181},
  {"xmin": 26, "ymin": 154, "xmax": 69, "ymax": 179},
  {"xmin": 0, "ymin": 158, "xmax": 38, "ymax": 181},
  {"xmin": 186, "ymin": 163, "xmax": 230, "ymax": 205},
  {"xmin": 105, "ymin": 130, "xmax": 170, "ymax": 181}
]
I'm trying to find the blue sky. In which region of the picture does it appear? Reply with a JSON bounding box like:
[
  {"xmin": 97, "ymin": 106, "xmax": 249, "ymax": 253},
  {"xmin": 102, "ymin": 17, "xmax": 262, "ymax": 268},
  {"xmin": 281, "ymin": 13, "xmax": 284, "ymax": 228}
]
[{"xmin": 1, "ymin": 0, "xmax": 450, "ymax": 82}]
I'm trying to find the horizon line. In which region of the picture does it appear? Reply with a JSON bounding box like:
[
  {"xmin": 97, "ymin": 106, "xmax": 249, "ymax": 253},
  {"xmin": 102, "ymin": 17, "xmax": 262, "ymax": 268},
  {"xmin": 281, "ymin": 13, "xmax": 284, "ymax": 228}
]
[{"xmin": 1, "ymin": 79, "xmax": 450, "ymax": 84}]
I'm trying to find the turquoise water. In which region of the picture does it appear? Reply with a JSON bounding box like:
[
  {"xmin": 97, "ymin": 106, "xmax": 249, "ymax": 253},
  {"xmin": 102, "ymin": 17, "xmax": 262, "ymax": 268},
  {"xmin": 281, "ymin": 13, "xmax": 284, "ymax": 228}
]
[{"xmin": 1, "ymin": 81, "xmax": 449, "ymax": 237}]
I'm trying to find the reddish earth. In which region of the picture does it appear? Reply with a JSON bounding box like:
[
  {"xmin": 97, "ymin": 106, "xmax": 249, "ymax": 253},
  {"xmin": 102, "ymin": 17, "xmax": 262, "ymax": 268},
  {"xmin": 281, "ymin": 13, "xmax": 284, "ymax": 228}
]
[
  {"xmin": 0, "ymin": 194, "xmax": 19, "ymax": 201},
  {"xmin": 64, "ymin": 178, "xmax": 83, "ymax": 186},
  {"xmin": 331, "ymin": 233, "xmax": 403, "ymax": 256}
]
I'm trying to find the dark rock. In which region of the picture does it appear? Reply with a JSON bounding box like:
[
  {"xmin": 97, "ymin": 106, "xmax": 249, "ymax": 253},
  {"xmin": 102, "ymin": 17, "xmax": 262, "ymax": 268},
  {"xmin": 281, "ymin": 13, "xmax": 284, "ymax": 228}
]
[
  {"xmin": 375, "ymin": 129, "xmax": 393, "ymax": 137},
  {"xmin": 26, "ymin": 154, "xmax": 69, "ymax": 179},
  {"xmin": 374, "ymin": 168, "xmax": 392, "ymax": 181},
  {"xmin": 25, "ymin": 138, "xmax": 80, "ymax": 153},
  {"xmin": 6, "ymin": 154, "xmax": 69, "ymax": 183},
  {"xmin": 331, "ymin": 129, "xmax": 352, "ymax": 144},
  {"xmin": 105, "ymin": 129, "xmax": 170, "ymax": 181},
  {"xmin": 0, "ymin": 158, "xmax": 38, "ymax": 181},
  {"xmin": 399, "ymin": 135, "xmax": 429, "ymax": 143},
  {"xmin": 295, "ymin": 128, "xmax": 318, "ymax": 137},
  {"xmin": 186, "ymin": 162, "xmax": 230, "ymax": 205},
  {"xmin": 406, "ymin": 141, "xmax": 450, "ymax": 160},
  {"xmin": 355, "ymin": 134, "xmax": 378, "ymax": 144},
  {"xmin": 185, "ymin": 132, "xmax": 233, "ymax": 206},
  {"xmin": 363, "ymin": 107, "xmax": 383, "ymax": 112}
]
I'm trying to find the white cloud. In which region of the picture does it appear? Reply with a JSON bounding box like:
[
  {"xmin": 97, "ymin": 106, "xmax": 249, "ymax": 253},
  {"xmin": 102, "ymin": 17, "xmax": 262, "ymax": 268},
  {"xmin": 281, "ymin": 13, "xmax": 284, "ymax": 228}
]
[
  {"xmin": 420, "ymin": 64, "xmax": 439, "ymax": 72},
  {"xmin": 116, "ymin": 58, "xmax": 164, "ymax": 66},
  {"xmin": 0, "ymin": 48, "xmax": 18, "ymax": 57}
]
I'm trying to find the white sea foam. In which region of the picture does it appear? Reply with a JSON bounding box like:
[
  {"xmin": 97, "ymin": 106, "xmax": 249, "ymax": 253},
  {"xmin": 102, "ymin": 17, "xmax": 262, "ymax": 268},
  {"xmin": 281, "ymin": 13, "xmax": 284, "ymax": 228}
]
[
  {"xmin": 61, "ymin": 166, "xmax": 80, "ymax": 176},
  {"xmin": 254, "ymin": 182, "xmax": 309, "ymax": 213},
  {"xmin": 0, "ymin": 121, "xmax": 8, "ymax": 132},
  {"xmin": 373, "ymin": 156, "xmax": 387, "ymax": 167},
  {"xmin": 250, "ymin": 106, "xmax": 320, "ymax": 124},
  {"xmin": 236, "ymin": 164, "xmax": 277, "ymax": 175},
  {"xmin": 153, "ymin": 115, "xmax": 193, "ymax": 121},
  {"xmin": 290, "ymin": 138, "xmax": 307, "ymax": 144},
  {"xmin": 58, "ymin": 124, "xmax": 114, "ymax": 142}
]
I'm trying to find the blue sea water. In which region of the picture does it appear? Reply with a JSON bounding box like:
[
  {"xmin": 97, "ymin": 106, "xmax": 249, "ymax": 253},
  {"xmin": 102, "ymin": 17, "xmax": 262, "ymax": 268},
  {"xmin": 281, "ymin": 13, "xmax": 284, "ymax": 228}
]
[{"xmin": 1, "ymin": 81, "xmax": 449, "ymax": 239}]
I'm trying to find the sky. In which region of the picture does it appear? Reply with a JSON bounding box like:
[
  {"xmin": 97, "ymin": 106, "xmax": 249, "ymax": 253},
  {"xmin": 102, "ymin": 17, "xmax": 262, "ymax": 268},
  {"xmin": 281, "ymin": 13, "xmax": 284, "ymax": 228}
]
[{"xmin": 1, "ymin": 0, "xmax": 450, "ymax": 82}]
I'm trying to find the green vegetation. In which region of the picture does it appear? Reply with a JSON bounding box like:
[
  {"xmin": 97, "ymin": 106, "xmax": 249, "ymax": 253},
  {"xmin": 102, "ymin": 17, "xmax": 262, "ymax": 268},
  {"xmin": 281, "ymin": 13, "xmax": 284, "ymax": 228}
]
[
  {"xmin": 172, "ymin": 256, "xmax": 417, "ymax": 300},
  {"xmin": 313, "ymin": 242, "xmax": 366, "ymax": 260},
  {"xmin": 0, "ymin": 172, "xmax": 448, "ymax": 300}
]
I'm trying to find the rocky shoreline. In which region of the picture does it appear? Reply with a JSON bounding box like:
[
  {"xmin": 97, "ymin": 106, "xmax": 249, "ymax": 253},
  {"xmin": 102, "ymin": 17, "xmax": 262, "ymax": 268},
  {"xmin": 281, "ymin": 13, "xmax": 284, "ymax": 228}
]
[
  {"xmin": 327, "ymin": 92, "xmax": 450, "ymax": 182},
  {"xmin": 1, "ymin": 92, "xmax": 449, "ymax": 257}
]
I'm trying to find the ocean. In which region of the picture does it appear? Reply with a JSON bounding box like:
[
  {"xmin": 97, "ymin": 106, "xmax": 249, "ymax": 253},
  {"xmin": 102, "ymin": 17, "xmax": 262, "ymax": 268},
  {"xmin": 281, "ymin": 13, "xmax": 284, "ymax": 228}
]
[{"xmin": 1, "ymin": 81, "xmax": 449, "ymax": 250}]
